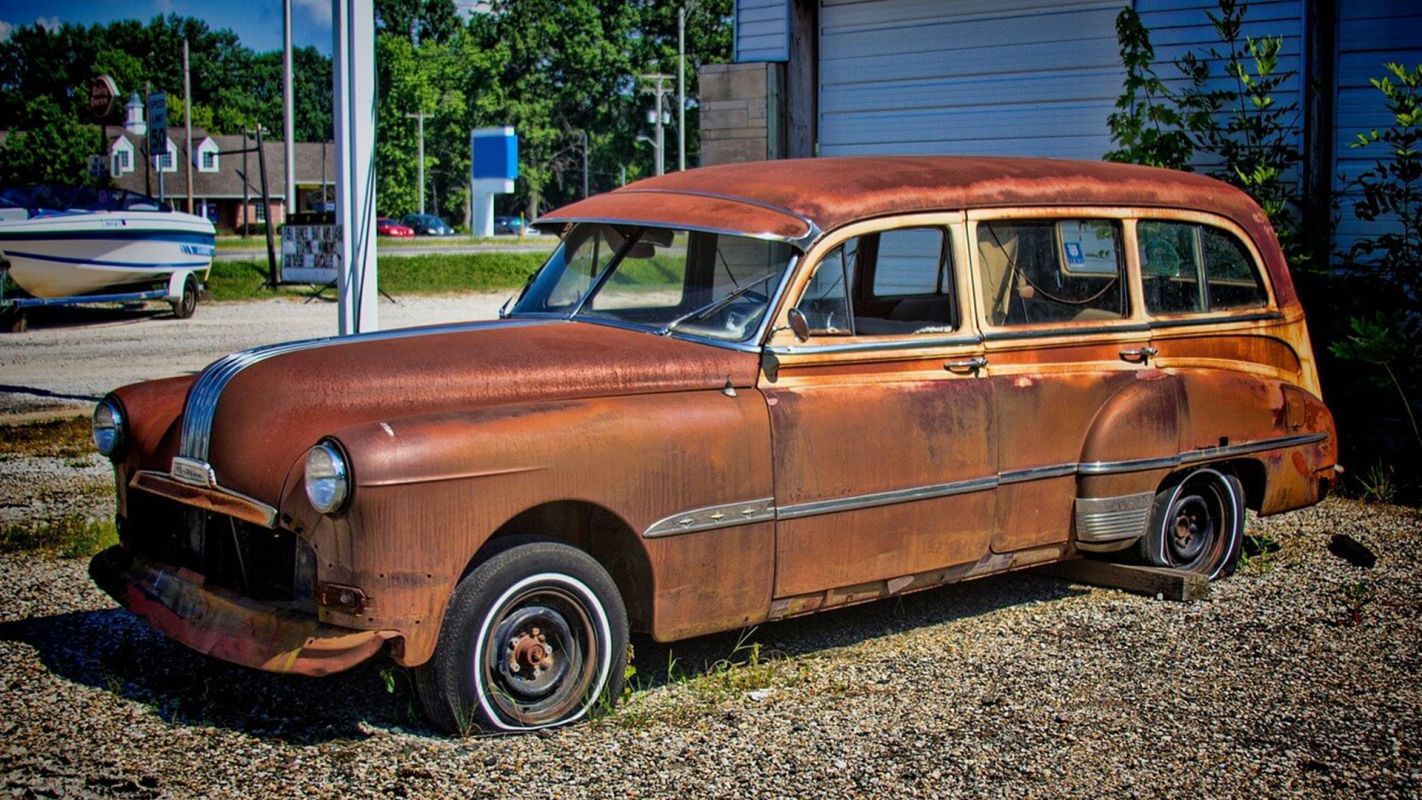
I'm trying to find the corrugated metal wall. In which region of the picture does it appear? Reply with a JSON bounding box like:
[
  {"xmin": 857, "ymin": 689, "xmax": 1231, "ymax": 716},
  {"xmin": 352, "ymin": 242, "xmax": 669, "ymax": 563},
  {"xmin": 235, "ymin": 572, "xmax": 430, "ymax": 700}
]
[
  {"xmin": 1135, "ymin": 0, "xmax": 1304, "ymax": 174},
  {"xmin": 736, "ymin": 0, "xmax": 791, "ymax": 62},
  {"xmin": 1333, "ymin": 0, "xmax": 1422, "ymax": 251},
  {"xmin": 815, "ymin": 0, "xmax": 1126, "ymax": 157}
]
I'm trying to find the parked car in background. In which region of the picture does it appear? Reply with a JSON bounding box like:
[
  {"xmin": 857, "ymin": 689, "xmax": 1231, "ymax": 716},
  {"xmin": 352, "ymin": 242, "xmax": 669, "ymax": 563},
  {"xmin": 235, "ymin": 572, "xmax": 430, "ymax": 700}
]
[
  {"xmin": 88, "ymin": 157, "xmax": 1337, "ymax": 736},
  {"xmin": 493, "ymin": 215, "xmax": 523, "ymax": 235},
  {"xmin": 403, "ymin": 213, "xmax": 455, "ymax": 236},
  {"xmin": 376, "ymin": 217, "xmax": 414, "ymax": 237}
]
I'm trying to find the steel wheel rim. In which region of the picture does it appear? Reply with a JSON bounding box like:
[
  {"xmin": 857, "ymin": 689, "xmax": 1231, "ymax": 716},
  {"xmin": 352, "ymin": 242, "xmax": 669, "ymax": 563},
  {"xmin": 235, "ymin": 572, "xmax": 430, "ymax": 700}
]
[
  {"xmin": 477, "ymin": 584, "xmax": 599, "ymax": 727},
  {"xmin": 1165, "ymin": 479, "xmax": 1228, "ymax": 573}
]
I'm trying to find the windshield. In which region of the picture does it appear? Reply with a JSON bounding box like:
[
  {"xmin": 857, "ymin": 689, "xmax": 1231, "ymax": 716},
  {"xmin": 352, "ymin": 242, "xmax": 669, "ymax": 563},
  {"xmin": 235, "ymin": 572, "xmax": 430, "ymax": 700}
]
[{"xmin": 509, "ymin": 223, "xmax": 797, "ymax": 343}]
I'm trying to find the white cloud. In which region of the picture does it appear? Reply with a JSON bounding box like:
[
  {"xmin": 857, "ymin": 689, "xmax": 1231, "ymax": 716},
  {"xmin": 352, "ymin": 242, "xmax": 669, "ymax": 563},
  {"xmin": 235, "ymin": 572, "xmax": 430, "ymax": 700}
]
[
  {"xmin": 35, "ymin": 15, "xmax": 59, "ymax": 32},
  {"xmin": 455, "ymin": 0, "xmax": 491, "ymax": 16},
  {"xmin": 294, "ymin": 0, "xmax": 332, "ymax": 28},
  {"xmin": 0, "ymin": 21, "xmax": 12, "ymax": 41}
]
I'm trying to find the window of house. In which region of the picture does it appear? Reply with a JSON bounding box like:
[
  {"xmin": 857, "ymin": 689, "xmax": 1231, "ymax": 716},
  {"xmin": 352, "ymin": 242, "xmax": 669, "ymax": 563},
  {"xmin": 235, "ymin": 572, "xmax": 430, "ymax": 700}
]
[
  {"xmin": 793, "ymin": 226, "xmax": 954, "ymax": 336},
  {"xmin": 202, "ymin": 150, "xmax": 217, "ymax": 170},
  {"xmin": 976, "ymin": 219, "xmax": 1128, "ymax": 326},
  {"xmin": 1138, "ymin": 221, "xmax": 1267, "ymax": 314}
]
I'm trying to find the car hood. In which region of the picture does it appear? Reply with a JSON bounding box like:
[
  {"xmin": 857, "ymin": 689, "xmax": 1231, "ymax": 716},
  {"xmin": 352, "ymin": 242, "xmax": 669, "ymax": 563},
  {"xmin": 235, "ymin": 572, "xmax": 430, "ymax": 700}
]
[{"xmin": 190, "ymin": 318, "xmax": 762, "ymax": 502}]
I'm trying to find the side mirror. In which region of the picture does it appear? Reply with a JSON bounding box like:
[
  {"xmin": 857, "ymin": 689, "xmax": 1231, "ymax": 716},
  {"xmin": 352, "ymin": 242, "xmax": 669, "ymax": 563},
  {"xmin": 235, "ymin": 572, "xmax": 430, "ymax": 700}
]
[{"xmin": 787, "ymin": 308, "xmax": 810, "ymax": 342}]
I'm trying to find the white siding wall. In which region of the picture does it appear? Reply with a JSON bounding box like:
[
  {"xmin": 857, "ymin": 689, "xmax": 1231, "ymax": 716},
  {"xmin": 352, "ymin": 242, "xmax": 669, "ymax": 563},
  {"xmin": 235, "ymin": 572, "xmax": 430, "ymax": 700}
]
[
  {"xmin": 1333, "ymin": 0, "xmax": 1422, "ymax": 252},
  {"xmin": 817, "ymin": 0, "xmax": 1127, "ymax": 158},
  {"xmin": 736, "ymin": 0, "xmax": 791, "ymax": 62}
]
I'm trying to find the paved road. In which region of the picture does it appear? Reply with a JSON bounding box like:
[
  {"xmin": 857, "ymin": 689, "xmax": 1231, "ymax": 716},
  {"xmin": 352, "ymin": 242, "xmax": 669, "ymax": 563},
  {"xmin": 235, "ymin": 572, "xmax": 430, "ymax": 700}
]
[
  {"xmin": 0, "ymin": 293, "xmax": 508, "ymax": 422},
  {"xmin": 215, "ymin": 237, "xmax": 556, "ymax": 261}
]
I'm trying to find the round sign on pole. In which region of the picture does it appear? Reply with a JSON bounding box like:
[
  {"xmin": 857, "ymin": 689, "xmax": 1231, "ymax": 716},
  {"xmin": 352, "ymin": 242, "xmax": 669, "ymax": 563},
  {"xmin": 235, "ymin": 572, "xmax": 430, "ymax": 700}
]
[{"xmin": 89, "ymin": 75, "xmax": 119, "ymax": 121}]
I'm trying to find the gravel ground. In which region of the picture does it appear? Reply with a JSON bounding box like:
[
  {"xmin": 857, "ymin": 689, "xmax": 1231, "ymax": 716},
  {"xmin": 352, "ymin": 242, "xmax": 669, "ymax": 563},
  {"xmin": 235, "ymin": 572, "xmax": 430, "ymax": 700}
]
[
  {"xmin": 1, "ymin": 498, "xmax": 1418, "ymax": 798},
  {"xmin": 0, "ymin": 293, "xmax": 509, "ymax": 421}
]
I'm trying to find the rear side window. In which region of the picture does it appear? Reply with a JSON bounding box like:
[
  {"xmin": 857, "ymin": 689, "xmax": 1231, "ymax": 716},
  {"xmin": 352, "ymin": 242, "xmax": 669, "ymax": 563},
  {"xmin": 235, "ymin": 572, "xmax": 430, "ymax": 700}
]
[
  {"xmin": 976, "ymin": 219, "xmax": 1128, "ymax": 326},
  {"xmin": 1138, "ymin": 222, "xmax": 1267, "ymax": 314}
]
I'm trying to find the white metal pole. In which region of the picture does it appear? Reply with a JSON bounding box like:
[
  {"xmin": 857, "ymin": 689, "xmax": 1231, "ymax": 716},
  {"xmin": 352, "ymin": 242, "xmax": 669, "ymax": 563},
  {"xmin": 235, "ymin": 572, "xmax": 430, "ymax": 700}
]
[
  {"xmin": 677, "ymin": 7, "xmax": 686, "ymax": 172},
  {"xmin": 183, "ymin": 39, "xmax": 194, "ymax": 213},
  {"xmin": 655, "ymin": 85, "xmax": 665, "ymax": 176},
  {"xmin": 283, "ymin": 0, "xmax": 296, "ymax": 216},
  {"xmin": 333, "ymin": 0, "xmax": 379, "ymax": 335}
]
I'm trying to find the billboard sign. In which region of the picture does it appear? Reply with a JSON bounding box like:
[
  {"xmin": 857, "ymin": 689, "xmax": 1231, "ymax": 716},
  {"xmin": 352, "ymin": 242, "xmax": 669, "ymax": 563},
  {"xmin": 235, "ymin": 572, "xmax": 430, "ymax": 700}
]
[{"xmin": 146, "ymin": 92, "xmax": 168, "ymax": 159}]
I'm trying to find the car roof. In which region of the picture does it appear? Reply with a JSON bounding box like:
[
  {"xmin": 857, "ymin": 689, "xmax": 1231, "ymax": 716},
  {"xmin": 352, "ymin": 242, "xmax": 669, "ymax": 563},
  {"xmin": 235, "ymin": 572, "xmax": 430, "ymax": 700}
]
[{"xmin": 536, "ymin": 155, "xmax": 1295, "ymax": 307}]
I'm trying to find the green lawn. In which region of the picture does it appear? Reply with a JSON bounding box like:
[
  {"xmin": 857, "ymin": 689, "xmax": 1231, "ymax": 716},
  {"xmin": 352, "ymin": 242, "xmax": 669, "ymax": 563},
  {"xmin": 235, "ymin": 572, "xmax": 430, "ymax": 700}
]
[
  {"xmin": 206, "ymin": 252, "xmax": 546, "ymax": 302},
  {"xmin": 214, "ymin": 234, "xmax": 546, "ymax": 250}
]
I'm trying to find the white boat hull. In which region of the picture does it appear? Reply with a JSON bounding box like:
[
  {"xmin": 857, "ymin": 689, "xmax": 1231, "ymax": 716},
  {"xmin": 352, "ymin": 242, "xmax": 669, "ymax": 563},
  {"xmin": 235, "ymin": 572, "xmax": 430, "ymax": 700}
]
[{"xmin": 0, "ymin": 211, "xmax": 214, "ymax": 299}]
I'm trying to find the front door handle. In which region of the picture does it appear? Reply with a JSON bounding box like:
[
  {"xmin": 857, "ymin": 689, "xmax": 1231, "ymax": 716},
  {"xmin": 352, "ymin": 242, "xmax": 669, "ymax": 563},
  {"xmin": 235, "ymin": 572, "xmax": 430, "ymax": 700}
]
[
  {"xmin": 944, "ymin": 356, "xmax": 988, "ymax": 374},
  {"xmin": 1119, "ymin": 346, "xmax": 1158, "ymax": 364}
]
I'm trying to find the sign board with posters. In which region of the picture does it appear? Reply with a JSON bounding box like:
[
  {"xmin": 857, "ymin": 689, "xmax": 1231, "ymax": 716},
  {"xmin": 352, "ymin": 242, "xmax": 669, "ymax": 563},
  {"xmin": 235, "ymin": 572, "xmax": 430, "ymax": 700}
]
[
  {"xmin": 280, "ymin": 212, "xmax": 341, "ymax": 284},
  {"xmin": 89, "ymin": 75, "xmax": 119, "ymax": 121}
]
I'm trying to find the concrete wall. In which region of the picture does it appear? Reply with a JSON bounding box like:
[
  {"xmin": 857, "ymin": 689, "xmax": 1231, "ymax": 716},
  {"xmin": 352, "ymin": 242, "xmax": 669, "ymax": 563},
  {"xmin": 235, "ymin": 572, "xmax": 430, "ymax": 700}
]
[{"xmin": 698, "ymin": 62, "xmax": 783, "ymax": 166}]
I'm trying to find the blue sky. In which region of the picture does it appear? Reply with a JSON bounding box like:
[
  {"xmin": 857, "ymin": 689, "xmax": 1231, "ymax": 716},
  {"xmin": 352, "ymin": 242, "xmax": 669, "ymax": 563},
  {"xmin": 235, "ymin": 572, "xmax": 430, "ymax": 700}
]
[{"xmin": 0, "ymin": 0, "xmax": 340, "ymax": 54}]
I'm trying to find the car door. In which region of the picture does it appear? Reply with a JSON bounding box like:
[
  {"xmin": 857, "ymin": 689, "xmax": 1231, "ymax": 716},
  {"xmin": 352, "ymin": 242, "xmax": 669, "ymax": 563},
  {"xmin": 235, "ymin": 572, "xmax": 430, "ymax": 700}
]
[
  {"xmin": 967, "ymin": 209, "xmax": 1163, "ymax": 553},
  {"xmin": 760, "ymin": 214, "xmax": 997, "ymax": 608}
]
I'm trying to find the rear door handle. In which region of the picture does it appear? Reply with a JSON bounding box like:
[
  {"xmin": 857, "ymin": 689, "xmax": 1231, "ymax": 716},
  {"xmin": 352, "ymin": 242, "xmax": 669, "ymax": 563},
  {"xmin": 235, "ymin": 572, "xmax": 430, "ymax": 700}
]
[
  {"xmin": 1119, "ymin": 346, "xmax": 1158, "ymax": 364},
  {"xmin": 944, "ymin": 356, "xmax": 988, "ymax": 374}
]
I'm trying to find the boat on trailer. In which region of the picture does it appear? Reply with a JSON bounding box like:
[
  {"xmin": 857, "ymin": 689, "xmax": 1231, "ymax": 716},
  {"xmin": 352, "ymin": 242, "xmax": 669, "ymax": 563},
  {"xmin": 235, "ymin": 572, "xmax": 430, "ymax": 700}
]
[{"xmin": 0, "ymin": 185, "xmax": 215, "ymax": 330}]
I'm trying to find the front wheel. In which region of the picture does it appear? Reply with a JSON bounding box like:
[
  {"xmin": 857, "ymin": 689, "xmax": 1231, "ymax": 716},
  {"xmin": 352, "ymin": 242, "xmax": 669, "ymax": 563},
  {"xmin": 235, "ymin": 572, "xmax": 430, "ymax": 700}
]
[
  {"xmin": 1139, "ymin": 468, "xmax": 1245, "ymax": 580},
  {"xmin": 414, "ymin": 540, "xmax": 628, "ymax": 734}
]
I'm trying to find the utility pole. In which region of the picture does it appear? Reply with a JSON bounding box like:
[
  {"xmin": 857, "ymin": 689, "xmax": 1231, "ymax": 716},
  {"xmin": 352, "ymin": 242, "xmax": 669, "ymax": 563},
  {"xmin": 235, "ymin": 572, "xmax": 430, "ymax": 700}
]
[
  {"xmin": 677, "ymin": 2, "xmax": 701, "ymax": 171},
  {"xmin": 580, "ymin": 130, "xmax": 589, "ymax": 198},
  {"xmin": 282, "ymin": 0, "xmax": 296, "ymax": 216},
  {"xmin": 639, "ymin": 73, "xmax": 673, "ymax": 176},
  {"xmin": 183, "ymin": 38, "xmax": 194, "ymax": 213},
  {"xmin": 406, "ymin": 111, "xmax": 430, "ymax": 213},
  {"xmin": 241, "ymin": 131, "xmax": 250, "ymax": 238}
]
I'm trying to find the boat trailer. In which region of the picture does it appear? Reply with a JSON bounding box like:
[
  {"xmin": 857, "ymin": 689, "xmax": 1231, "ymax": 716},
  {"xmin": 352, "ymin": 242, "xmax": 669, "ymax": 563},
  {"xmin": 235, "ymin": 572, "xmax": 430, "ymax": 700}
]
[{"xmin": 0, "ymin": 260, "xmax": 200, "ymax": 333}]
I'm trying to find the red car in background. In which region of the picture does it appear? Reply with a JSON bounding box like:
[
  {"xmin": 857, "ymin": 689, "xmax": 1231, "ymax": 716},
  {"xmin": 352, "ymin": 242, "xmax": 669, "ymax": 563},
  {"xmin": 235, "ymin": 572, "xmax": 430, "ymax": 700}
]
[{"xmin": 376, "ymin": 217, "xmax": 414, "ymax": 237}]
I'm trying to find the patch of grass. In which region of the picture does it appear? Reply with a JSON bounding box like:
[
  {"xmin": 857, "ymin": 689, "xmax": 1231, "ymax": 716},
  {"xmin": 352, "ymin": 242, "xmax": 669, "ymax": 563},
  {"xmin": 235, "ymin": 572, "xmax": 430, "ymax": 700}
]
[
  {"xmin": 0, "ymin": 515, "xmax": 117, "ymax": 558},
  {"xmin": 1239, "ymin": 530, "xmax": 1282, "ymax": 575},
  {"xmin": 214, "ymin": 235, "xmax": 545, "ymax": 250},
  {"xmin": 205, "ymin": 252, "xmax": 546, "ymax": 302},
  {"xmin": 0, "ymin": 416, "xmax": 93, "ymax": 458}
]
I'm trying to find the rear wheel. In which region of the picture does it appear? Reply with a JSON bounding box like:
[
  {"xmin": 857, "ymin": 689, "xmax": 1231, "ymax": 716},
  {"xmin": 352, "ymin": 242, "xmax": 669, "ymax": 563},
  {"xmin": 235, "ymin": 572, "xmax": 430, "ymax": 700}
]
[
  {"xmin": 414, "ymin": 540, "xmax": 628, "ymax": 734},
  {"xmin": 170, "ymin": 274, "xmax": 198, "ymax": 319},
  {"xmin": 1139, "ymin": 468, "xmax": 1245, "ymax": 580}
]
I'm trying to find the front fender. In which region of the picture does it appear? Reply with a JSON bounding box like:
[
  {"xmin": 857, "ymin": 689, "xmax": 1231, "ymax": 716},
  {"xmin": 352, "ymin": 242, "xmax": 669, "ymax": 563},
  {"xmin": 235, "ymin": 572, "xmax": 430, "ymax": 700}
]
[{"xmin": 280, "ymin": 389, "xmax": 774, "ymax": 663}]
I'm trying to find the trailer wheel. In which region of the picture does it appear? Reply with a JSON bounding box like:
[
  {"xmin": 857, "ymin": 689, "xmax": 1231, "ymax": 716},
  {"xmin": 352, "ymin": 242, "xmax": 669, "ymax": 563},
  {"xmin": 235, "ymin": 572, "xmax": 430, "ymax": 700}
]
[{"xmin": 171, "ymin": 274, "xmax": 199, "ymax": 319}]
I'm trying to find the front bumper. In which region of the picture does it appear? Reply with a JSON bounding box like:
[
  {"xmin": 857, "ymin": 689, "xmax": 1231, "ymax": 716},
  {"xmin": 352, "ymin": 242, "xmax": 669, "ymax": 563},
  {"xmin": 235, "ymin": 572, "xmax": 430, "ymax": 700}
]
[{"xmin": 90, "ymin": 546, "xmax": 397, "ymax": 676}]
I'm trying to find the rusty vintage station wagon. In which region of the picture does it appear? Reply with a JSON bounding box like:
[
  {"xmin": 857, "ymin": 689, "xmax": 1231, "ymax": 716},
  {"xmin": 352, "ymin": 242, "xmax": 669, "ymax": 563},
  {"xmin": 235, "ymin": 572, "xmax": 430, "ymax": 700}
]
[{"xmin": 89, "ymin": 157, "xmax": 1338, "ymax": 732}]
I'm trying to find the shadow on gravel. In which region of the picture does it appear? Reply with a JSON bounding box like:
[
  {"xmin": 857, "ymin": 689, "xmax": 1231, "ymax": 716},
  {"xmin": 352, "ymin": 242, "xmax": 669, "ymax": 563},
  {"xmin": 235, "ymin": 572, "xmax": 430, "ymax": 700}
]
[
  {"xmin": 0, "ymin": 569, "xmax": 1083, "ymax": 741},
  {"xmin": 627, "ymin": 569, "xmax": 1087, "ymax": 692},
  {"xmin": 0, "ymin": 607, "xmax": 419, "ymax": 743},
  {"xmin": 7, "ymin": 303, "xmax": 176, "ymax": 331}
]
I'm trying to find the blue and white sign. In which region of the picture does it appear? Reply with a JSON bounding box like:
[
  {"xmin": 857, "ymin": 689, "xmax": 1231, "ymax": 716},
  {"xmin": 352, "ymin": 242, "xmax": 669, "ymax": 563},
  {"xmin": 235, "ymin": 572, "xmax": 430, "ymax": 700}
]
[{"xmin": 470, "ymin": 126, "xmax": 518, "ymax": 236}]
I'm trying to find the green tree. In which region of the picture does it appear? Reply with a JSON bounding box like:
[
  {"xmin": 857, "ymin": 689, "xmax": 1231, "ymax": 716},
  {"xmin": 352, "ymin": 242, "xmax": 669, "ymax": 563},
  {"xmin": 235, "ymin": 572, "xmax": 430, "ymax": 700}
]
[{"xmin": 0, "ymin": 96, "xmax": 106, "ymax": 186}]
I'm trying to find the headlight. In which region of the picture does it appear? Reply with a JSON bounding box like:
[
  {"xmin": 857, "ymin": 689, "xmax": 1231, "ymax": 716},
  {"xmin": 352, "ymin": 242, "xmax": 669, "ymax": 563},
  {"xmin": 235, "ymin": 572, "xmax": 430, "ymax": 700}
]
[
  {"xmin": 92, "ymin": 398, "xmax": 124, "ymax": 458},
  {"xmin": 304, "ymin": 440, "xmax": 350, "ymax": 515}
]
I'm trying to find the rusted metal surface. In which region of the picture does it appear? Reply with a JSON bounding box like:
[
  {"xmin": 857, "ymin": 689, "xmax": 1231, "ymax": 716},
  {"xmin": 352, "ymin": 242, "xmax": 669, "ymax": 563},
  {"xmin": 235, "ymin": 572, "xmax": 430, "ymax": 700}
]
[
  {"xmin": 91, "ymin": 157, "xmax": 1337, "ymax": 683},
  {"xmin": 89, "ymin": 547, "xmax": 396, "ymax": 676}
]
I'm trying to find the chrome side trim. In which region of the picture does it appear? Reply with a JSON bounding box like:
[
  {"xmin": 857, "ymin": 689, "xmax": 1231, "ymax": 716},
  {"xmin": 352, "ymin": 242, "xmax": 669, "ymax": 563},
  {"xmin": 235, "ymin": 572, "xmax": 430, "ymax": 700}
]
[
  {"xmin": 1079, "ymin": 432, "xmax": 1328, "ymax": 475},
  {"xmin": 982, "ymin": 323, "xmax": 1151, "ymax": 341},
  {"xmin": 1000, "ymin": 463, "xmax": 1078, "ymax": 484},
  {"xmin": 766, "ymin": 333, "xmax": 981, "ymax": 356},
  {"xmin": 1074, "ymin": 491, "xmax": 1155, "ymax": 543},
  {"xmin": 644, "ymin": 497, "xmax": 777, "ymax": 538},
  {"xmin": 641, "ymin": 432, "xmax": 1328, "ymax": 535},
  {"xmin": 776, "ymin": 476, "xmax": 998, "ymax": 520},
  {"xmin": 177, "ymin": 319, "xmax": 548, "ymax": 463},
  {"xmin": 1149, "ymin": 310, "xmax": 1283, "ymax": 329}
]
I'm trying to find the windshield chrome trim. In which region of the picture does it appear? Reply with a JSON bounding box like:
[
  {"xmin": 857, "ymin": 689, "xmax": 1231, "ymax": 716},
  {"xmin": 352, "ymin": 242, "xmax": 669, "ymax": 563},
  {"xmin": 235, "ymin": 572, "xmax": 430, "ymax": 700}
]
[
  {"xmin": 548, "ymin": 316, "xmax": 768, "ymax": 354},
  {"xmin": 528, "ymin": 215, "xmax": 815, "ymax": 247}
]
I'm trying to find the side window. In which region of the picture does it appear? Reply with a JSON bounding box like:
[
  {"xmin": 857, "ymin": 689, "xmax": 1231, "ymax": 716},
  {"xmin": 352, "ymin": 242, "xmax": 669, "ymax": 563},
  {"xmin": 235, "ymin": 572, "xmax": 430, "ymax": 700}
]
[
  {"xmin": 1138, "ymin": 221, "xmax": 1267, "ymax": 314},
  {"xmin": 1139, "ymin": 221, "xmax": 1203, "ymax": 313},
  {"xmin": 977, "ymin": 219, "xmax": 1128, "ymax": 326},
  {"xmin": 795, "ymin": 239, "xmax": 855, "ymax": 335},
  {"xmin": 794, "ymin": 226, "xmax": 955, "ymax": 337},
  {"xmin": 1201, "ymin": 227, "xmax": 1267, "ymax": 309}
]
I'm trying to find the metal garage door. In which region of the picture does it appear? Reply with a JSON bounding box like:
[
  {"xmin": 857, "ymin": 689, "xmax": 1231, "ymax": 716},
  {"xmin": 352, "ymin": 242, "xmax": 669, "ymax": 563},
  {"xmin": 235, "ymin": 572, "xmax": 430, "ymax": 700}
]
[{"xmin": 817, "ymin": 0, "xmax": 1128, "ymax": 158}]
